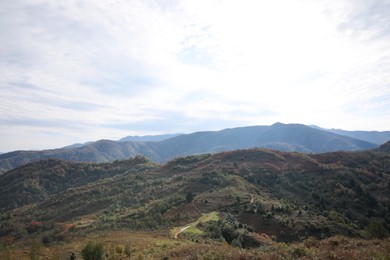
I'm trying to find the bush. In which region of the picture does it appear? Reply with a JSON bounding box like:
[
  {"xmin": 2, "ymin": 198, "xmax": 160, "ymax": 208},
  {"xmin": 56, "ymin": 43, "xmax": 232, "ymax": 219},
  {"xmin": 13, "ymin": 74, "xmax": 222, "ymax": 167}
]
[
  {"xmin": 124, "ymin": 243, "xmax": 132, "ymax": 257},
  {"xmin": 115, "ymin": 244, "xmax": 124, "ymax": 254},
  {"xmin": 81, "ymin": 242, "xmax": 104, "ymax": 260},
  {"xmin": 231, "ymin": 238, "xmax": 242, "ymax": 248},
  {"xmin": 29, "ymin": 240, "xmax": 43, "ymax": 260},
  {"xmin": 366, "ymin": 220, "xmax": 388, "ymax": 239},
  {"xmin": 206, "ymin": 223, "xmax": 222, "ymax": 239},
  {"xmin": 0, "ymin": 243, "xmax": 13, "ymax": 260},
  {"xmin": 303, "ymin": 236, "xmax": 319, "ymax": 248},
  {"xmin": 291, "ymin": 247, "xmax": 307, "ymax": 258}
]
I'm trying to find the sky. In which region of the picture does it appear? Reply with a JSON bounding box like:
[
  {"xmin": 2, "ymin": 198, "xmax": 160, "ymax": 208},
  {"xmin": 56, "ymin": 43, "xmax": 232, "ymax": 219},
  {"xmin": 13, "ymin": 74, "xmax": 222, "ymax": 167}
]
[{"xmin": 0, "ymin": 0, "xmax": 389, "ymax": 152}]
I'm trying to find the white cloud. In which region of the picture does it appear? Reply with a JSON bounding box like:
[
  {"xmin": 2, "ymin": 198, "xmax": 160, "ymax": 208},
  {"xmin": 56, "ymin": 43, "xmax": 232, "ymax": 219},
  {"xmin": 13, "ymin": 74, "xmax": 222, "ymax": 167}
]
[{"xmin": 0, "ymin": 0, "xmax": 389, "ymax": 151}]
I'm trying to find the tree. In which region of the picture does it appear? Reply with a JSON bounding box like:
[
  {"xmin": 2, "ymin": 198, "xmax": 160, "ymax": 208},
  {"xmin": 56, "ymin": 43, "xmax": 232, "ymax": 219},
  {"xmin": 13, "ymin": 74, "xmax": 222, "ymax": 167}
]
[
  {"xmin": 81, "ymin": 242, "xmax": 104, "ymax": 260},
  {"xmin": 231, "ymin": 238, "xmax": 242, "ymax": 248},
  {"xmin": 186, "ymin": 191, "xmax": 194, "ymax": 203}
]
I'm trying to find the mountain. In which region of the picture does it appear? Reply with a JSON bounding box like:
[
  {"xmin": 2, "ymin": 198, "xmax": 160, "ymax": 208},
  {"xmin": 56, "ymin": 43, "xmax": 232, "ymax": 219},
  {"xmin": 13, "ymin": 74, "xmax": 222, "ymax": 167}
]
[
  {"xmin": 119, "ymin": 133, "xmax": 182, "ymax": 142},
  {"xmin": 0, "ymin": 123, "xmax": 378, "ymax": 173},
  {"xmin": 61, "ymin": 141, "xmax": 93, "ymax": 149},
  {"xmin": 0, "ymin": 140, "xmax": 160, "ymax": 173},
  {"xmin": 1, "ymin": 148, "xmax": 389, "ymax": 246},
  {"xmin": 150, "ymin": 123, "xmax": 376, "ymax": 161},
  {"xmin": 310, "ymin": 126, "xmax": 390, "ymax": 145}
]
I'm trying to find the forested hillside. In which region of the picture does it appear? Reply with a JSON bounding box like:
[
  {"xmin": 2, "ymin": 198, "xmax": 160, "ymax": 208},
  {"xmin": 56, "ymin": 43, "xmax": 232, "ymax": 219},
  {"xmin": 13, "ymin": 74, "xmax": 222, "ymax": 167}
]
[{"xmin": 1, "ymin": 146, "xmax": 389, "ymax": 241}]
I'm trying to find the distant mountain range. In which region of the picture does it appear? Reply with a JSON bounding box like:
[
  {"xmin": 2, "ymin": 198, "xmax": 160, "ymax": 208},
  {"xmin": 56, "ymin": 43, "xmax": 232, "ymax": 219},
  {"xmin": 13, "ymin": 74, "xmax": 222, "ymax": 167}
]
[
  {"xmin": 310, "ymin": 126, "xmax": 390, "ymax": 145},
  {"xmin": 0, "ymin": 123, "xmax": 385, "ymax": 173}
]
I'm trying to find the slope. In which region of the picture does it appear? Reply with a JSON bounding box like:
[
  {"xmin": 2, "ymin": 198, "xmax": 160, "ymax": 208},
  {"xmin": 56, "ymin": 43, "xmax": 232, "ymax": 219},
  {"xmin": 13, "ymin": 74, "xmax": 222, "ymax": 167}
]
[
  {"xmin": 1, "ymin": 147, "xmax": 389, "ymax": 244},
  {"xmin": 0, "ymin": 156, "xmax": 157, "ymax": 211},
  {"xmin": 0, "ymin": 140, "xmax": 159, "ymax": 173}
]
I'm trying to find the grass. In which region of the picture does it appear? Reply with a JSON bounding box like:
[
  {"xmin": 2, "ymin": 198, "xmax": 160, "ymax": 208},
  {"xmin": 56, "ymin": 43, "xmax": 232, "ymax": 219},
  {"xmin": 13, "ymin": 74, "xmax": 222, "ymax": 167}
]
[
  {"xmin": 184, "ymin": 226, "xmax": 204, "ymax": 235},
  {"xmin": 199, "ymin": 211, "xmax": 219, "ymax": 223},
  {"xmin": 3, "ymin": 230, "xmax": 390, "ymax": 259},
  {"xmin": 171, "ymin": 211, "xmax": 219, "ymax": 238}
]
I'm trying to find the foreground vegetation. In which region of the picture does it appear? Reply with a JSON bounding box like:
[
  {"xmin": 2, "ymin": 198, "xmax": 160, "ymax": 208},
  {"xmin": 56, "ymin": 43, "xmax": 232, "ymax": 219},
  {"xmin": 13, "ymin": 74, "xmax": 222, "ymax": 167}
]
[{"xmin": 1, "ymin": 230, "xmax": 389, "ymax": 259}]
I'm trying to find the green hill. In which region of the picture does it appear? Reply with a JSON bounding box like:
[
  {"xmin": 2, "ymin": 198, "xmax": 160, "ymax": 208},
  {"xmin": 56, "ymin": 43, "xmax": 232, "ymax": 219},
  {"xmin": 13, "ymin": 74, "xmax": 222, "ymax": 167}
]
[{"xmin": 1, "ymin": 147, "xmax": 389, "ymax": 247}]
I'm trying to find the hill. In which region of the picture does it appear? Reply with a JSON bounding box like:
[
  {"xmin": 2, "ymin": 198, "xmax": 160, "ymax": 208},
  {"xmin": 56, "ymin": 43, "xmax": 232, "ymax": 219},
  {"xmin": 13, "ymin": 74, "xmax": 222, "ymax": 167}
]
[
  {"xmin": 379, "ymin": 140, "xmax": 390, "ymax": 152},
  {"xmin": 1, "ymin": 147, "xmax": 389, "ymax": 248},
  {"xmin": 0, "ymin": 123, "xmax": 377, "ymax": 173},
  {"xmin": 0, "ymin": 140, "xmax": 160, "ymax": 173},
  {"xmin": 0, "ymin": 156, "xmax": 156, "ymax": 211}
]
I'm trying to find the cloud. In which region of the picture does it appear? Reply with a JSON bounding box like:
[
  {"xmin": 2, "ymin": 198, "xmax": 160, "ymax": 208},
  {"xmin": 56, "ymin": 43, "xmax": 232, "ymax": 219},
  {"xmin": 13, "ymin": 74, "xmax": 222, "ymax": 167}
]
[
  {"xmin": 0, "ymin": 0, "xmax": 389, "ymax": 151},
  {"xmin": 330, "ymin": 0, "xmax": 390, "ymax": 41}
]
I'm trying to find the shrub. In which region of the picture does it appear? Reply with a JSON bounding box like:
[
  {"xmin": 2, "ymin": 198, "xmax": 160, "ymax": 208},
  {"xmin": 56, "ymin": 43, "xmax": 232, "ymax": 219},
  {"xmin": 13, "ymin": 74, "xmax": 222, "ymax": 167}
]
[
  {"xmin": 231, "ymin": 238, "xmax": 242, "ymax": 248},
  {"xmin": 366, "ymin": 220, "xmax": 388, "ymax": 239},
  {"xmin": 81, "ymin": 242, "xmax": 104, "ymax": 260},
  {"xmin": 206, "ymin": 222, "xmax": 222, "ymax": 239},
  {"xmin": 0, "ymin": 243, "xmax": 13, "ymax": 260},
  {"xmin": 124, "ymin": 243, "xmax": 132, "ymax": 257},
  {"xmin": 115, "ymin": 244, "xmax": 124, "ymax": 255},
  {"xmin": 303, "ymin": 236, "xmax": 319, "ymax": 248},
  {"xmin": 291, "ymin": 247, "xmax": 307, "ymax": 258},
  {"xmin": 29, "ymin": 240, "xmax": 43, "ymax": 260}
]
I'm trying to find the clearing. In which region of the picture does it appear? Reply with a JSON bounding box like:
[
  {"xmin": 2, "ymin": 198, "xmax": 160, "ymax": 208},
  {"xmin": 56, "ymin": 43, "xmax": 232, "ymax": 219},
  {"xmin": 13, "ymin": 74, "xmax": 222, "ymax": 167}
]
[{"xmin": 171, "ymin": 211, "xmax": 219, "ymax": 238}]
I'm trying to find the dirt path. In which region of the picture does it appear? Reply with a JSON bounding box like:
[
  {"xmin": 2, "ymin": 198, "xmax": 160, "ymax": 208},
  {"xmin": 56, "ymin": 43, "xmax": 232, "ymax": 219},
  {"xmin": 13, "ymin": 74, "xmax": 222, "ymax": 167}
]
[
  {"xmin": 174, "ymin": 225, "xmax": 191, "ymax": 239},
  {"xmin": 172, "ymin": 211, "xmax": 219, "ymax": 239}
]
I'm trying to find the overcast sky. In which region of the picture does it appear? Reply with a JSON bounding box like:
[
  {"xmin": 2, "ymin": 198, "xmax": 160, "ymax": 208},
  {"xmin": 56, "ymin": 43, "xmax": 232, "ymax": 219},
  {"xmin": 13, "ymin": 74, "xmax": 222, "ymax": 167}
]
[{"xmin": 0, "ymin": 0, "xmax": 389, "ymax": 152}]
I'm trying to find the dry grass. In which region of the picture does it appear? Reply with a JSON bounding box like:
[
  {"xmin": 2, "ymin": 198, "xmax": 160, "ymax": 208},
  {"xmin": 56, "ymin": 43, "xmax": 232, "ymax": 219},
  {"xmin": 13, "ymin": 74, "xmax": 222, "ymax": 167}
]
[{"xmin": 3, "ymin": 230, "xmax": 390, "ymax": 260}]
